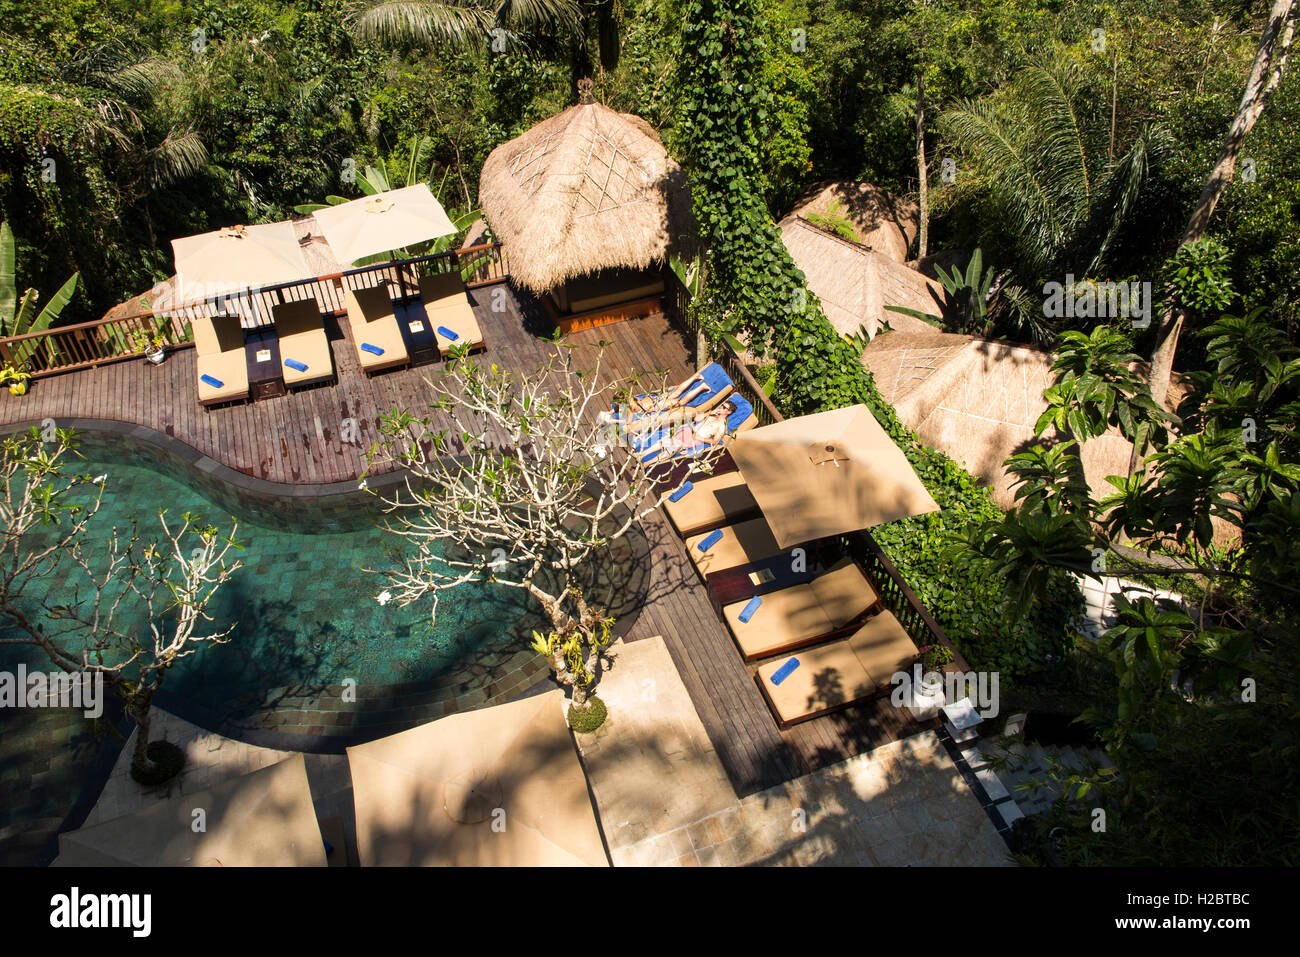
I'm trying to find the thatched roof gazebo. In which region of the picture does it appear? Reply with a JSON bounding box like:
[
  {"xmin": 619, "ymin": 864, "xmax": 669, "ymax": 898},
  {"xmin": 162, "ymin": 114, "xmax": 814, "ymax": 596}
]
[{"xmin": 479, "ymin": 83, "xmax": 695, "ymax": 332}]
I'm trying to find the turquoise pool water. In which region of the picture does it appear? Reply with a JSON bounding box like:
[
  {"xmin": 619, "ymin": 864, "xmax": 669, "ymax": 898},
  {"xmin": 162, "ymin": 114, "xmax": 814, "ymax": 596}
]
[{"xmin": 0, "ymin": 441, "xmax": 547, "ymax": 721}]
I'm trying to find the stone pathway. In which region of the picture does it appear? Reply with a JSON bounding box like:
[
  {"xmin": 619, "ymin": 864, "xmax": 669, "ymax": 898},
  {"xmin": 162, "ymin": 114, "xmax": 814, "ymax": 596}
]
[
  {"xmin": 576, "ymin": 637, "xmax": 1009, "ymax": 866},
  {"xmin": 78, "ymin": 710, "xmax": 357, "ymax": 862}
]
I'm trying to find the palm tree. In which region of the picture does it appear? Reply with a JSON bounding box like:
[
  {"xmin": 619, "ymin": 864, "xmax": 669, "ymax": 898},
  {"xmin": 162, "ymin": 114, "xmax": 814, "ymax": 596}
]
[
  {"xmin": 940, "ymin": 56, "xmax": 1165, "ymax": 287},
  {"xmin": 349, "ymin": 0, "xmax": 621, "ymax": 97}
]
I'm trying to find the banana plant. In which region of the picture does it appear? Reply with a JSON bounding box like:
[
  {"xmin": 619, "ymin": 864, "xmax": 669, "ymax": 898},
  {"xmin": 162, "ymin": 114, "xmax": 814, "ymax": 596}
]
[
  {"xmin": 884, "ymin": 247, "xmax": 994, "ymax": 334},
  {"xmin": 1, "ymin": 222, "xmax": 79, "ymax": 370}
]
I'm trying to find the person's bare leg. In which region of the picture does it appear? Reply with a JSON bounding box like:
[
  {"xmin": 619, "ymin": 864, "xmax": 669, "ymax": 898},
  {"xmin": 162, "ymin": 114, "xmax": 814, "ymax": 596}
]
[{"xmin": 673, "ymin": 381, "xmax": 709, "ymax": 407}]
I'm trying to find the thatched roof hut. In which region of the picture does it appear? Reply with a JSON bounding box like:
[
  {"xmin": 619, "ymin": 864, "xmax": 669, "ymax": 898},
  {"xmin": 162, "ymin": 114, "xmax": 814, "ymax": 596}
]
[
  {"xmin": 861, "ymin": 331, "xmax": 1224, "ymax": 540},
  {"xmin": 478, "ymin": 98, "xmax": 695, "ymax": 294},
  {"xmin": 783, "ymin": 181, "xmax": 919, "ymax": 264},
  {"xmin": 780, "ymin": 217, "xmax": 942, "ymax": 340}
]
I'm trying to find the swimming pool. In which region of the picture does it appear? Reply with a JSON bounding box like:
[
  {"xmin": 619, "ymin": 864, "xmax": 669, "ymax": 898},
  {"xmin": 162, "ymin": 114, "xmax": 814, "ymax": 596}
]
[{"xmin": 0, "ymin": 429, "xmax": 650, "ymax": 733}]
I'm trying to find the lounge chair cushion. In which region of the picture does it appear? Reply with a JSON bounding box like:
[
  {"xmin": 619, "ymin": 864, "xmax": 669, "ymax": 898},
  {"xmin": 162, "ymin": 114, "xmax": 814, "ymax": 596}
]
[
  {"xmin": 809, "ymin": 562, "xmax": 879, "ymax": 629},
  {"xmin": 272, "ymin": 300, "xmax": 334, "ymax": 387},
  {"xmin": 757, "ymin": 642, "xmax": 875, "ymax": 725},
  {"xmin": 755, "ymin": 611, "xmax": 918, "ymax": 726},
  {"xmin": 345, "ymin": 285, "xmax": 409, "ymax": 370},
  {"xmin": 419, "ymin": 273, "xmax": 483, "ymax": 350},
  {"xmin": 724, "ymin": 584, "xmax": 835, "ymax": 660},
  {"xmin": 684, "ymin": 516, "xmax": 784, "ymax": 577},
  {"xmin": 662, "ymin": 471, "xmax": 759, "ymax": 537},
  {"xmin": 196, "ymin": 350, "xmax": 248, "ymax": 404},
  {"xmin": 192, "ymin": 315, "xmax": 245, "ymax": 357},
  {"xmin": 846, "ymin": 611, "xmax": 919, "ymax": 681},
  {"xmin": 722, "ymin": 560, "xmax": 878, "ymax": 660}
]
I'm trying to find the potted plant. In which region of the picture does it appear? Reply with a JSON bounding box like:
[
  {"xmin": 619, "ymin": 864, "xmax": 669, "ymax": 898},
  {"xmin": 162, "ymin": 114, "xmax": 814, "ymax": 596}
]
[
  {"xmin": 917, "ymin": 644, "xmax": 954, "ymax": 695},
  {"xmin": 135, "ymin": 332, "xmax": 167, "ymax": 364},
  {"xmin": 0, "ymin": 364, "xmax": 30, "ymax": 395}
]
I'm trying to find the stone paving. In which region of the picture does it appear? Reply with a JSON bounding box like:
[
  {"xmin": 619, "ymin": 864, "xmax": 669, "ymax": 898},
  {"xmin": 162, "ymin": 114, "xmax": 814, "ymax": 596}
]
[
  {"xmin": 72, "ymin": 637, "xmax": 1010, "ymax": 867},
  {"xmin": 576, "ymin": 637, "xmax": 1009, "ymax": 866}
]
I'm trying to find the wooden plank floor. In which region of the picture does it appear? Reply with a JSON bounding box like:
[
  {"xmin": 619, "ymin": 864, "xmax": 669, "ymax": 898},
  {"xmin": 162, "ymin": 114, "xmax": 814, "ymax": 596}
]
[{"xmin": 0, "ymin": 281, "xmax": 929, "ymax": 797}]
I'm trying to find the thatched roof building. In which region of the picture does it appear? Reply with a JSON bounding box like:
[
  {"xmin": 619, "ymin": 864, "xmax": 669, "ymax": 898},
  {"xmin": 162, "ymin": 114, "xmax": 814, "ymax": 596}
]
[
  {"xmin": 862, "ymin": 330, "xmax": 1204, "ymax": 527},
  {"xmin": 478, "ymin": 98, "xmax": 695, "ymax": 294},
  {"xmin": 780, "ymin": 217, "xmax": 942, "ymax": 341},
  {"xmin": 784, "ymin": 181, "xmax": 920, "ymax": 264}
]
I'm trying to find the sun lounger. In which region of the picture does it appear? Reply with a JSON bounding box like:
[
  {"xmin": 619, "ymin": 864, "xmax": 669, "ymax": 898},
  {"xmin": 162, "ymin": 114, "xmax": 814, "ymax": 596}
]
[
  {"xmin": 722, "ymin": 560, "xmax": 881, "ymax": 661},
  {"xmin": 344, "ymin": 284, "xmax": 409, "ymax": 374},
  {"xmin": 684, "ymin": 514, "xmax": 788, "ymax": 577},
  {"xmin": 419, "ymin": 271, "xmax": 485, "ymax": 353},
  {"xmin": 192, "ymin": 314, "xmax": 249, "ymax": 407},
  {"xmin": 272, "ymin": 300, "xmax": 335, "ymax": 389},
  {"xmin": 662, "ymin": 470, "xmax": 760, "ymax": 537},
  {"xmin": 613, "ymin": 362, "xmax": 735, "ymax": 427},
  {"xmin": 755, "ymin": 611, "xmax": 919, "ymax": 728},
  {"xmin": 636, "ymin": 395, "xmax": 757, "ymax": 463}
]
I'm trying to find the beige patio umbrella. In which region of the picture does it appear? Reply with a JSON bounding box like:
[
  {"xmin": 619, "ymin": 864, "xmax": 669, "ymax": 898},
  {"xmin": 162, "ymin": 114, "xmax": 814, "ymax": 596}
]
[
  {"xmin": 171, "ymin": 221, "xmax": 313, "ymax": 302},
  {"xmin": 312, "ymin": 183, "xmax": 457, "ymax": 266},
  {"xmin": 50, "ymin": 754, "xmax": 327, "ymax": 867},
  {"xmin": 348, "ymin": 690, "xmax": 608, "ymax": 867},
  {"xmin": 729, "ymin": 404, "xmax": 941, "ymax": 549}
]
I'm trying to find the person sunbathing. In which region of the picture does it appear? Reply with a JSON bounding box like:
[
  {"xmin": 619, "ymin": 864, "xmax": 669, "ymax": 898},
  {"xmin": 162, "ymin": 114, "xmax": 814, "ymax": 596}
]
[
  {"xmin": 600, "ymin": 372, "xmax": 711, "ymax": 424},
  {"xmin": 640, "ymin": 401, "xmax": 737, "ymax": 458}
]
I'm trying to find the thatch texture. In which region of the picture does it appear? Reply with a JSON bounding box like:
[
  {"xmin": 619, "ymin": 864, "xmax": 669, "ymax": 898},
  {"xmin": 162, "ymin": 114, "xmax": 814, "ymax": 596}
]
[
  {"xmin": 478, "ymin": 102, "xmax": 695, "ymax": 293},
  {"xmin": 780, "ymin": 218, "xmax": 942, "ymax": 340},
  {"xmin": 784, "ymin": 181, "xmax": 920, "ymax": 263},
  {"xmin": 862, "ymin": 331, "xmax": 1205, "ymax": 532}
]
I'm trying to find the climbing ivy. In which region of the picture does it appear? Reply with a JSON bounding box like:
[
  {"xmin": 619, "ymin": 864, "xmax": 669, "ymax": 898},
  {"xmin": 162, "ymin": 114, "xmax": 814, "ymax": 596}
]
[{"xmin": 671, "ymin": 0, "xmax": 1080, "ymax": 676}]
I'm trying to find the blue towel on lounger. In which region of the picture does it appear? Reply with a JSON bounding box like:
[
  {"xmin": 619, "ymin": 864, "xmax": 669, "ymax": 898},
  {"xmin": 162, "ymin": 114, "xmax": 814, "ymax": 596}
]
[
  {"xmin": 668, "ymin": 481, "xmax": 693, "ymax": 503},
  {"xmin": 283, "ymin": 357, "xmax": 308, "ymax": 372},
  {"xmin": 738, "ymin": 596, "xmax": 763, "ymax": 623},
  {"xmin": 641, "ymin": 395, "xmax": 755, "ymax": 463},
  {"xmin": 200, "ymin": 374, "xmax": 224, "ymax": 388},
  {"xmin": 360, "ymin": 342, "xmax": 384, "ymax": 355},
  {"xmin": 697, "ymin": 529, "xmax": 723, "ymax": 552},
  {"xmin": 771, "ymin": 657, "xmax": 800, "ymax": 685},
  {"xmin": 437, "ymin": 326, "xmax": 460, "ymax": 341}
]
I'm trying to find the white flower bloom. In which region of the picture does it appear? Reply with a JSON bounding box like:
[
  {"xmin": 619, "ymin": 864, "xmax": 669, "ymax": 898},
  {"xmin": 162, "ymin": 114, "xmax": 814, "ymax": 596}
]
[
  {"xmin": 376, "ymin": 590, "xmax": 392, "ymax": 606},
  {"xmin": 358, "ymin": 479, "xmax": 368, "ymax": 491},
  {"xmin": 92, "ymin": 474, "xmax": 107, "ymax": 485}
]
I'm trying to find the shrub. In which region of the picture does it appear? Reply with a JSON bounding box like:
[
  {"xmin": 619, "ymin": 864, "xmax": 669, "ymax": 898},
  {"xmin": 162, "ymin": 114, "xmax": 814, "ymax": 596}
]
[{"xmin": 567, "ymin": 695, "xmax": 608, "ymax": 734}]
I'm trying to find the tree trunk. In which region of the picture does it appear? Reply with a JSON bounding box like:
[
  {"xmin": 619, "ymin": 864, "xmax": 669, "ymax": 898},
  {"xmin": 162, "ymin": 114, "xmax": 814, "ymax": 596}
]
[
  {"xmin": 131, "ymin": 694, "xmax": 154, "ymax": 770},
  {"xmin": 915, "ymin": 69, "xmax": 929, "ymax": 262},
  {"xmin": 1134, "ymin": 0, "xmax": 1297, "ymax": 473}
]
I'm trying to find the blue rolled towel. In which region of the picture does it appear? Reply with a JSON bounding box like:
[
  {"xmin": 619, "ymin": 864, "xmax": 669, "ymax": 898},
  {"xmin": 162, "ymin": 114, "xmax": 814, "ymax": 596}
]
[
  {"xmin": 738, "ymin": 596, "xmax": 763, "ymax": 623},
  {"xmin": 771, "ymin": 657, "xmax": 800, "ymax": 685},
  {"xmin": 200, "ymin": 373, "xmax": 224, "ymax": 388},
  {"xmin": 697, "ymin": 529, "xmax": 723, "ymax": 553},
  {"xmin": 283, "ymin": 357, "xmax": 308, "ymax": 372},
  {"xmin": 668, "ymin": 481, "xmax": 694, "ymax": 503},
  {"xmin": 437, "ymin": 325, "xmax": 460, "ymax": 341},
  {"xmin": 360, "ymin": 342, "xmax": 384, "ymax": 355}
]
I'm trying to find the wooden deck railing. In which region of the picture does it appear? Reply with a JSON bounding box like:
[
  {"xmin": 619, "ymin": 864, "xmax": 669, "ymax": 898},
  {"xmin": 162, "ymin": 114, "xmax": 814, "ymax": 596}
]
[
  {"xmin": 0, "ymin": 242, "xmax": 508, "ymax": 378},
  {"xmin": 847, "ymin": 531, "xmax": 969, "ymax": 673}
]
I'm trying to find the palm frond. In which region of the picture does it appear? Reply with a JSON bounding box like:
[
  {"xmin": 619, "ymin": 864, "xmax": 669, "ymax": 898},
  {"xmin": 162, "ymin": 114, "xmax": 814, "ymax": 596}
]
[
  {"xmin": 147, "ymin": 130, "xmax": 209, "ymax": 188},
  {"xmin": 349, "ymin": 1, "xmax": 492, "ymax": 50}
]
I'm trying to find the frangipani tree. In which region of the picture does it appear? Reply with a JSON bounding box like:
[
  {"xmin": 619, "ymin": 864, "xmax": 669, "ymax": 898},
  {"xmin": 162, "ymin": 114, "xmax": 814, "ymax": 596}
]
[
  {"xmin": 365, "ymin": 347, "xmax": 718, "ymax": 720},
  {"xmin": 0, "ymin": 427, "xmax": 243, "ymax": 782}
]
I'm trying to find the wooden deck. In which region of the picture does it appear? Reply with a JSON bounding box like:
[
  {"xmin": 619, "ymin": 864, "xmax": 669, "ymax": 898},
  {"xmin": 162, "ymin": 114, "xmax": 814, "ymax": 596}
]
[{"xmin": 0, "ymin": 280, "xmax": 931, "ymax": 797}]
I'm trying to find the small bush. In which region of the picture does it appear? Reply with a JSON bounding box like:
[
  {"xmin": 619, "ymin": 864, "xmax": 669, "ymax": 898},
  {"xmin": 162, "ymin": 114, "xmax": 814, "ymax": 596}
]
[
  {"xmin": 567, "ymin": 695, "xmax": 608, "ymax": 734},
  {"xmin": 130, "ymin": 740, "xmax": 186, "ymax": 786}
]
